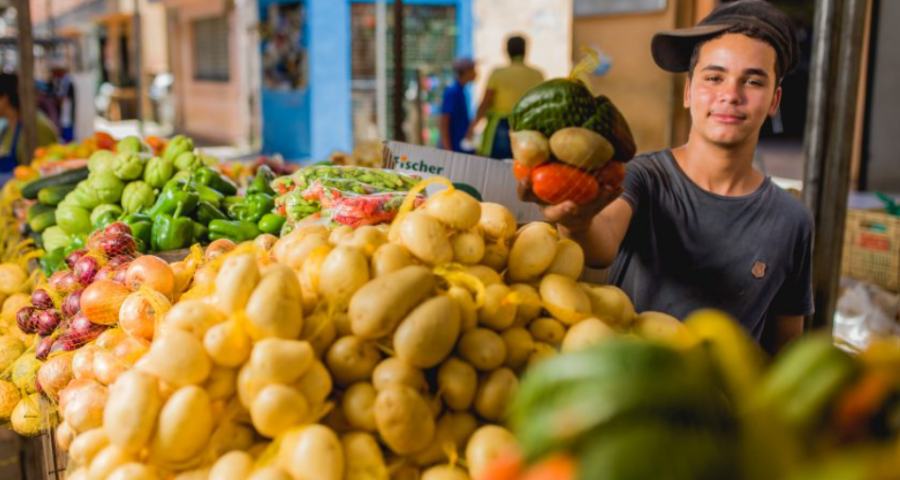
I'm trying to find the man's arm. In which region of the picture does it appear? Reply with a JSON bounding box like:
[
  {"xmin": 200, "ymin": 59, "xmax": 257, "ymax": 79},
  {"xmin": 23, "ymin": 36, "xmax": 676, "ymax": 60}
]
[
  {"xmin": 439, "ymin": 114, "xmax": 453, "ymax": 150},
  {"xmin": 467, "ymin": 89, "xmax": 495, "ymax": 140},
  {"xmin": 762, "ymin": 315, "xmax": 804, "ymax": 354}
]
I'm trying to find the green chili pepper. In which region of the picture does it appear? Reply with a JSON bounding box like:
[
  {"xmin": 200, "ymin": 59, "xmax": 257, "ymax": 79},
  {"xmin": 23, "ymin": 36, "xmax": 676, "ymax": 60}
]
[
  {"xmin": 248, "ymin": 165, "xmax": 276, "ymax": 196},
  {"xmin": 208, "ymin": 219, "xmax": 261, "ymax": 243},
  {"xmin": 196, "ymin": 201, "xmax": 228, "ymax": 225},
  {"xmin": 257, "ymin": 213, "xmax": 286, "ymax": 235},
  {"xmin": 192, "ymin": 166, "xmax": 238, "ymax": 196}
]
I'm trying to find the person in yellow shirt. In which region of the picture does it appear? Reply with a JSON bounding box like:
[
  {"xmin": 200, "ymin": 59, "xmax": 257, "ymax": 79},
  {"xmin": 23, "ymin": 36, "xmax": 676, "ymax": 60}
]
[
  {"xmin": 467, "ymin": 36, "xmax": 544, "ymax": 159},
  {"xmin": 0, "ymin": 73, "xmax": 60, "ymax": 173}
]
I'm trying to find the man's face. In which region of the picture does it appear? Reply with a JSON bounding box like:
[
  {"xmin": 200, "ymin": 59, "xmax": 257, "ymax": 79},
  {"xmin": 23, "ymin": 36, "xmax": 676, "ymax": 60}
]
[
  {"xmin": 460, "ymin": 68, "xmax": 476, "ymax": 85},
  {"xmin": 685, "ymin": 33, "xmax": 782, "ymax": 148}
]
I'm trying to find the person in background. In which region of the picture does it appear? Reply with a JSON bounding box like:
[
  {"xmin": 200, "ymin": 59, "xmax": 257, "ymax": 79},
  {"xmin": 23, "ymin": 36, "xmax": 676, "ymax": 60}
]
[
  {"xmin": 51, "ymin": 65, "xmax": 77, "ymax": 143},
  {"xmin": 468, "ymin": 35, "xmax": 544, "ymax": 159},
  {"xmin": 0, "ymin": 73, "xmax": 60, "ymax": 172},
  {"xmin": 440, "ymin": 58, "xmax": 477, "ymax": 153}
]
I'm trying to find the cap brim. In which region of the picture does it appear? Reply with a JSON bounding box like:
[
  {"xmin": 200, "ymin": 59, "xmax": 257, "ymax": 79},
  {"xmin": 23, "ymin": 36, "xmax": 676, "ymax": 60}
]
[{"xmin": 651, "ymin": 24, "xmax": 734, "ymax": 72}]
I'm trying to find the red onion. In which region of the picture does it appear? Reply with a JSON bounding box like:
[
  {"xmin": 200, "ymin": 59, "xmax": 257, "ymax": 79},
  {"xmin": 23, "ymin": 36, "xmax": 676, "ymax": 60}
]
[
  {"xmin": 104, "ymin": 222, "xmax": 132, "ymax": 237},
  {"xmin": 31, "ymin": 289, "xmax": 54, "ymax": 310},
  {"xmin": 64, "ymin": 249, "xmax": 89, "ymax": 270},
  {"xmin": 100, "ymin": 234, "xmax": 137, "ymax": 258},
  {"xmin": 73, "ymin": 256, "xmax": 101, "ymax": 285},
  {"xmin": 62, "ymin": 289, "xmax": 84, "ymax": 317},
  {"xmin": 36, "ymin": 309, "xmax": 62, "ymax": 336},
  {"xmin": 69, "ymin": 312, "xmax": 95, "ymax": 336},
  {"xmin": 16, "ymin": 306, "xmax": 38, "ymax": 334},
  {"xmin": 112, "ymin": 265, "xmax": 129, "ymax": 285},
  {"xmin": 51, "ymin": 272, "xmax": 83, "ymax": 293},
  {"xmin": 106, "ymin": 255, "xmax": 134, "ymax": 269},
  {"xmin": 36, "ymin": 335, "xmax": 54, "ymax": 360}
]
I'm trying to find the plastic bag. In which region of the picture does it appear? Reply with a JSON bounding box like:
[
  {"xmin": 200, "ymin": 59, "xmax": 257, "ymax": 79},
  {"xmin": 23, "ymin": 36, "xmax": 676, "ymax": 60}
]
[{"xmin": 834, "ymin": 279, "xmax": 900, "ymax": 351}]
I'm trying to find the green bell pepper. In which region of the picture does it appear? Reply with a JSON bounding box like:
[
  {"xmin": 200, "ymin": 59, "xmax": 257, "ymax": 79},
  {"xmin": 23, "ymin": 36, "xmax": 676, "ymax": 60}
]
[
  {"xmin": 89, "ymin": 171, "xmax": 125, "ymax": 204},
  {"xmin": 147, "ymin": 180, "xmax": 200, "ymax": 219},
  {"xmin": 192, "ymin": 222, "xmax": 209, "ymax": 244},
  {"xmin": 91, "ymin": 204, "xmax": 124, "ymax": 229},
  {"xmin": 248, "ymin": 165, "xmax": 276, "ymax": 196},
  {"xmin": 192, "ymin": 182, "xmax": 225, "ymax": 207},
  {"xmin": 163, "ymin": 135, "xmax": 194, "ymax": 162},
  {"xmin": 174, "ymin": 151, "xmax": 202, "ymax": 172},
  {"xmin": 144, "ymin": 157, "xmax": 175, "ymax": 188},
  {"xmin": 56, "ymin": 205, "xmax": 93, "ymax": 235},
  {"xmin": 122, "ymin": 181, "xmax": 157, "ymax": 214},
  {"xmin": 113, "ymin": 152, "xmax": 146, "ymax": 180},
  {"xmin": 258, "ymin": 213, "xmax": 286, "ymax": 235},
  {"xmin": 122, "ymin": 213, "xmax": 153, "ymax": 252},
  {"xmin": 151, "ymin": 201, "xmax": 195, "ymax": 251},
  {"xmin": 196, "ymin": 201, "xmax": 228, "ymax": 225},
  {"xmin": 227, "ymin": 193, "xmax": 275, "ymax": 223},
  {"xmin": 192, "ymin": 167, "xmax": 238, "ymax": 196},
  {"xmin": 208, "ymin": 219, "xmax": 261, "ymax": 243}
]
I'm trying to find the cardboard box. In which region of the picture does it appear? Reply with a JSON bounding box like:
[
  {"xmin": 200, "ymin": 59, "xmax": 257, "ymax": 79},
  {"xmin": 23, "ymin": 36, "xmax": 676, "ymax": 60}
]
[{"xmin": 382, "ymin": 141, "xmax": 545, "ymax": 223}]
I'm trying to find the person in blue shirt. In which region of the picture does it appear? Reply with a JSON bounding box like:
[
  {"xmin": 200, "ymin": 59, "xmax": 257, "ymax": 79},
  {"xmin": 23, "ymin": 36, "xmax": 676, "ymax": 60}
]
[{"xmin": 440, "ymin": 58, "xmax": 476, "ymax": 153}]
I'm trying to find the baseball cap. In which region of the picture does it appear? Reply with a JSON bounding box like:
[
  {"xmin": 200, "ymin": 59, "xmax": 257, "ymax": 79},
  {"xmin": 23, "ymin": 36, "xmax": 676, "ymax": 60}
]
[{"xmin": 651, "ymin": 0, "xmax": 799, "ymax": 79}]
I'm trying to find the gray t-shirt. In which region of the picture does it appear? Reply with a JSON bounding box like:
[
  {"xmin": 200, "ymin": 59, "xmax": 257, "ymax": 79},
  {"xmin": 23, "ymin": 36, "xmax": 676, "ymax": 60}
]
[{"xmin": 609, "ymin": 150, "xmax": 814, "ymax": 339}]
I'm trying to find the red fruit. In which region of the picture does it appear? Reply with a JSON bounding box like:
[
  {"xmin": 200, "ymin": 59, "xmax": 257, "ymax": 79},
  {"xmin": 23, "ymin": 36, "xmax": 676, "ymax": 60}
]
[
  {"xmin": 36, "ymin": 335, "xmax": 53, "ymax": 360},
  {"xmin": 104, "ymin": 222, "xmax": 132, "ymax": 237},
  {"xmin": 513, "ymin": 161, "xmax": 534, "ymax": 180},
  {"xmin": 64, "ymin": 249, "xmax": 88, "ymax": 270},
  {"xmin": 16, "ymin": 306, "xmax": 38, "ymax": 333},
  {"xmin": 36, "ymin": 309, "xmax": 62, "ymax": 336},
  {"xmin": 73, "ymin": 256, "xmax": 101, "ymax": 285},
  {"xmin": 62, "ymin": 289, "xmax": 84, "ymax": 317},
  {"xmin": 531, "ymin": 162, "xmax": 600, "ymax": 205},
  {"xmin": 31, "ymin": 289, "xmax": 54, "ymax": 310}
]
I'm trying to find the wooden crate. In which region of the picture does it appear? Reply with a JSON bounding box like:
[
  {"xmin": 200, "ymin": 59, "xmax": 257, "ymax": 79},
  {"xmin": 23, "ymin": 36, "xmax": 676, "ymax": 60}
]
[{"xmin": 842, "ymin": 209, "xmax": 900, "ymax": 291}]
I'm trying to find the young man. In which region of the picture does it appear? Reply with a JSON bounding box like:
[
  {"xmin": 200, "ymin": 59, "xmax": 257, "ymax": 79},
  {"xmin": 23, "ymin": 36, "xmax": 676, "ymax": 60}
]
[
  {"xmin": 521, "ymin": 0, "xmax": 812, "ymax": 351},
  {"xmin": 0, "ymin": 73, "xmax": 60, "ymax": 172},
  {"xmin": 440, "ymin": 58, "xmax": 476, "ymax": 153},
  {"xmin": 469, "ymin": 36, "xmax": 544, "ymax": 159}
]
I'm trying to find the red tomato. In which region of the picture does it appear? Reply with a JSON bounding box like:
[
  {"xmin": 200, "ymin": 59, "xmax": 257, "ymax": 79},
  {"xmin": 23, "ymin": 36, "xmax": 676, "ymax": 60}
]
[
  {"xmin": 94, "ymin": 132, "xmax": 116, "ymax": 151},
  {"xmin": 530, "ymin": 162, "xmax": 599, "ymax": 205},
  {"xmin": 513, "ymin": 161, "xmax": 534, "ymax": 180},
  {"xmin": 595, "ymin": 160, "xmax": 626, "ymax": 189},
  {"xmin": 519, "ymin": 454, "xmax": 577, "ymax": 480}
]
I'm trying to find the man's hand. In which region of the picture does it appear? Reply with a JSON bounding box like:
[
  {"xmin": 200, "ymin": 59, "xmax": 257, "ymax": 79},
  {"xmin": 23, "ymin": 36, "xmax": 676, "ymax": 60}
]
[{"xmin": 517, "ymin": 176, "xmax": 623, "ymax": 232}]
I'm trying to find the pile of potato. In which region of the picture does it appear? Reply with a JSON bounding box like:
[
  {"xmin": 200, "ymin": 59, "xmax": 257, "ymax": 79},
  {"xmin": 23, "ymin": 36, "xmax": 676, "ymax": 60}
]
[{"xmin": 57, "ymin": 185, "xmax": 691, "ymax": 480}]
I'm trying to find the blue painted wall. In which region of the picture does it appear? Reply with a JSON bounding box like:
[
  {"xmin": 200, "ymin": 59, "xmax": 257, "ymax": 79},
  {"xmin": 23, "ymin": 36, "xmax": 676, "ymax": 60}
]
[{"xmin": 260, "ymin": 0, "xmax": 471, "ymax": 162}]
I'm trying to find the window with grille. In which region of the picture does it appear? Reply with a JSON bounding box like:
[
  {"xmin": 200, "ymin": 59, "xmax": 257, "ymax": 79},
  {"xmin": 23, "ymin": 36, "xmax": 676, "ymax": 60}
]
[{"xmin": 193, "ymin": 16, "xmax": 231, "ymax": 82}]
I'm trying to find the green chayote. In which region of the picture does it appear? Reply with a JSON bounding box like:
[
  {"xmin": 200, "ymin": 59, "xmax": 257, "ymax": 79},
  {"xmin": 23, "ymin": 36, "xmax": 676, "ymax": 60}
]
[
  {"xmin": 41, "ymin": 226, "xmax": 73, "ymax": 253},
  {"xmin": 55, "ymin": 204, "xmax": 92, "ymax": 235},
  {"xmin": 113, "ymin": 152, "xmax": 147, "ymax": 181},
  {"xmin": 174, "ymin": 151, "xmax": 202, "ymax": 172},
  {"xmin": 144, "ymin": 157, "xmax": 174, "ymax": 188},
  {"xmin": 116, "ymin": 136, "xmax": 147, "ymax": 154},
  {"xmin": 87, "ymin": 150, "xmax": 117, "ymax": 176},
  {"xmin": 88, "ymin": 172, "xmax": 125, "ymax": 204},
  {"xmin": 121, "ymin": 181, "xmax": 156, "ymax": 214},
  {"xmin": 62, "ymin": 181, "xmax": 102, "ymax": 210}
]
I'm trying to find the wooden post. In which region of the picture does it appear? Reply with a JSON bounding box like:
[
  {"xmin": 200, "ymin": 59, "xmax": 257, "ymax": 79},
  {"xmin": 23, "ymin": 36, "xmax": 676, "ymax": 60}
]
[
  {"xmin": 16, "ymin": 0, "xmax": 38, "ymax": 165},
  {"xmin": 392, "ymin": 0, "xmax": 405, "ymax": 141},
  {"xmin": 802, "ymin": 0, "xmax": 870, "ymax": 329}
]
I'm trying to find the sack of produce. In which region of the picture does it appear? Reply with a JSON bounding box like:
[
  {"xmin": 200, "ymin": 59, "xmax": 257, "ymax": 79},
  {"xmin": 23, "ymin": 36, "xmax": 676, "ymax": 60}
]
[{"xmin": 509, "ymin": 49, "xmax": 636, "ymax": 205}]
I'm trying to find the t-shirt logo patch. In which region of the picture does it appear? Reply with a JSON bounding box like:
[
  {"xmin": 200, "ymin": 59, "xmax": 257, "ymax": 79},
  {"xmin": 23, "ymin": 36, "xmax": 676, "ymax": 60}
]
[{"xmin": 752, "ymin": 260, "xmax": 767, "ymax": 279}]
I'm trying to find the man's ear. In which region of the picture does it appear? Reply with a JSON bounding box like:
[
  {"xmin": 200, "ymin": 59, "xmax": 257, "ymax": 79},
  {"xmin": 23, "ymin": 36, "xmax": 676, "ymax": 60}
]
[
  {"xmin": 768, "ymin": 85, "xmax": 783, "ymax": 117},
  {"xmin": 683, "ymin": 77, "xmax": 691, "ymax": 109}
]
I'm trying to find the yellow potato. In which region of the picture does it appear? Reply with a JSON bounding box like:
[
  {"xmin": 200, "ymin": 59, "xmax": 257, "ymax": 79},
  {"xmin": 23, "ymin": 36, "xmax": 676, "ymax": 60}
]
[
  {"xmin": 143, "ymin": 329, "xmax": 211, "ymax": 386},
  {"xmin": 150, "ymin": 386, "xmax": 213, "ymax": 463},
  {"xmin": 203, "ymin": 319, "xmax": 252, "ymax": 368},
  {"xmin": 457, "ymin": 329, "xmax": 506, "ymax": 371},
  {"xmin": 68, "ymin": 428, "xmax": 109, "ymax": 468},
  {"xmin": 250, "ymin": 338, "xmax": 315, "ymax": 385},
  {"xmin": 478, "ymin": 284, "xmax": 516, "ymax": 331},
  {"xmin": 350, "ymin": 266, "xmax": 435, "ymax": 339},
  {"xmin": 107, "ymin": 463, "xmax": 159, "ymax": 480},
  {"xmin": 371, "ymin": 243, "xmax": 416, "ymax": 278},
  {"xmin": 474, "ymin": 368, "xmax": 518, "ymax": 422},
  {"xmin": 281, "ymin": 233, "xmax": 331, "ymax": 271},
  {"xmin": 277, "ymin": 425, "xmax": 344, "ymax": 480},
  {"xmin": 424, "ymin": 189, "xmax": 482, "ymax": 231},
  {"xmin": 421, "ymin": 466, "xmax": 469, "ymax": 480},
  {"xmin": 251, "ymin": 384, "xmax": 309, "ymax": 438},
  {"xmin": 507, "ymin": 223, "xmax": 558, "ymax": 283},
  {"xmin": 88, "ymin": 445, "xmax": 135, "ymax": 480},
  {"xmin": 562, "ymin": 318, "xmax": 616, "ymax": 352},
  {"xmin": 319, "ymin": 246, "xmax": 371, "ymax": 306},
  {"xmin": 248, "ymin": 467, "xmax": 293, "ymax": 480},
  {"xmin": 464, "ymin": 265, "xmax": 502, "ymax": 286},
  {"xmin": 509, "ymin": 284, "xmax": 542, "ymax": 326},
  {"xmin": 399, "ymin": 211, "xmax": 453, "ymax": 266},
  {"xmin": 272, "ymin": 224, "xmax": 329, "ymax": 266},
  {"xmin": 480, "ymin": 241, "xmax": 510, "ymax": 272},
  {"xmin": 372, "ymin": 358, "xmax": 427, "ymax": 393},
  {"xmin": 300, "ymin": 312, "xmax": 338, "ymax": 358},
  {"xmin": 501, "ymin": 327, "xmax": 535, "ymax": 371},
  {"xmin": 298, "ymin": 244, "xmax": 332, "ymax": 296},
  {"xmin": 343, "ymin": 432, "xmax": 389, "ymax": 480},
  {"xmin": 446, "ymin": 286, "xmax": 478, "ymax": 332},
  {"xmin": 341, "ymin": 226, "xmax": 388, "ymax": 257},
  {"xmin": 103, "ymin": 371, "xmax": 161, "ymax": 453},
  {"xmin": 412, "ymin": 411, "xmax": 478, "ymax": 467},
  {"xmin": 478, "ymin": 203, "xmax": 517, "ymax": 241},
  {"xmin": 549, "ymin": 126, "xmax": 615, "ymax": 170},
  {"xmin": 465, "ymin": 426, "xmax": 518, "ymax": 480},
  {"xmin": 237, "ymin": 364, "xmax": 270, "ymax": 409},
  {"xmin": 208, "ymin": 421, "xmax": 255, "ymax": 458},
  {"xmin": 329, "ymin": 225, "xmax": 354, "ymax": 245},
  {"xmin": 294, "ymin": 361, "xmax": 333, "ymax": 409},
  {"xmin": 214, "ymin": 253, "xmax": 260, "ymax": 315},
  {"xmin": 450, "ymin": 231, "xmax": 485, "ymax": 265},
  {"xmin": 527, "ymin": 342, "xmax": 558, "ymax": 368},
  {"xmin": 528, "ymin": 318, "xmax": 566, "ymax": 346},
  {"xmin": 437, "ymin": 357, "xmax": 477, "ymax": 412},
  {"xmin": 203, "ymin": 366, "xmax": 237, "ymax": 401},
  {"xmin": 210, "ymin": 451, "xmax": 254, "ymax": 480},
  {"xmin": 246, "ymin": 264, "xmax": 304, "ymax": 340},
  {"xmin": 539, "ymin": 274, "xmax": 592, "ymax": 325},
  {"xmin": 581, "ymin": 284, "xmax": 637, "ymax": 327},
  {"xmin": 161, "ymin": 300, "xmax": 224, "ymax": 339},
  {"xmin": 394, "ymin": 296, "xmax": 461, "ymax": 368},
  {"xmin": 546, "ymin": 238, "xmax": 585, "ymax": 280},
  {"xmin": 374, "ymin": 385, "xmax": 435, "ymax": 455},
  {"xmin": 633, "ymin": 311, "xmax": 692, "ymax": 347},
  {"xmin": 510, "ymin": 130, "xmax": 550, "ymax": 167},
  {"xmin": 326, "ymin": 336, "xmax": 382, "ymax": 386},
  {"xmin": 342, "ymin": 382, "xmax": 378, "ymax": 432}
]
